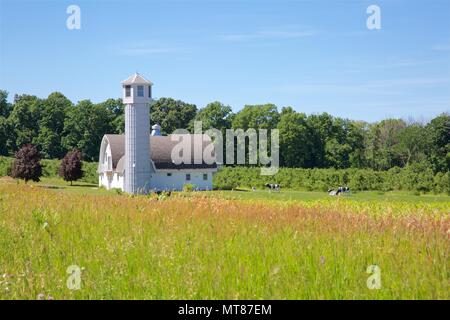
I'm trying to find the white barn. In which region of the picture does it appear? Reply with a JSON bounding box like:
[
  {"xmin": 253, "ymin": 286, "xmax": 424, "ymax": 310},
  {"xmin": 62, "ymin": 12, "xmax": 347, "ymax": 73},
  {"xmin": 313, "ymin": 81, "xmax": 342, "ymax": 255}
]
[{"xmin": 98, "ymin": 73, "xmax": 217, "ymax": 193}]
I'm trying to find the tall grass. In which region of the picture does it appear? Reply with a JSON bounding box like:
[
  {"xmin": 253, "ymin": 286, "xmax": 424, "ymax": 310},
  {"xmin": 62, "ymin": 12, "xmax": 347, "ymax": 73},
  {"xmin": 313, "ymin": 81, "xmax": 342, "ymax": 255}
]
[{"xmin": 0, "ymin": 184, "xmax": 448, "ymax": 299}]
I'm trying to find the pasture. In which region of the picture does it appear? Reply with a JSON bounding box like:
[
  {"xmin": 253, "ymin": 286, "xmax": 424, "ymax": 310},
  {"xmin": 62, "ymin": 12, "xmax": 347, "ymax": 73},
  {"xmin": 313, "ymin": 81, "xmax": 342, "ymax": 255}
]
[{"xmin": 0, "ymin": 178, "xmax": 448, "ymax": 299}]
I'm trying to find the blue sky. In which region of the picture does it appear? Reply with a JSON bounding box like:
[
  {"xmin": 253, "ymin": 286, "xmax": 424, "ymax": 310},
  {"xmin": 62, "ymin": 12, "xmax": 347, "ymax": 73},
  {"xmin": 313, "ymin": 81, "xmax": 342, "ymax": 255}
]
[{"xmin": 0, "ymin": 0, "xmax": 449, "ymax": 122}]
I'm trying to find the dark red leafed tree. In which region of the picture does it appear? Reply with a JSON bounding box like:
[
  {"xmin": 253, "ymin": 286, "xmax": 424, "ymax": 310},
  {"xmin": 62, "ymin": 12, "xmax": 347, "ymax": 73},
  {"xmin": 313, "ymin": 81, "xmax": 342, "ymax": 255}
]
[
  {"xmin": 11, "ymin": 144, "xmax": 42, "ymax": 183},
  {"xmin": 59, "ymin": 149, "xmax": 83, "ymax": 185}
]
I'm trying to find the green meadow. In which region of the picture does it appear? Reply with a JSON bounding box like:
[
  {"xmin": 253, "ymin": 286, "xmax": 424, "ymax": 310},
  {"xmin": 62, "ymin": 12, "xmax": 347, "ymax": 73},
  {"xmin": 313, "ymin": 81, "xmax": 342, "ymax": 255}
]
[{"xmin": 0, "ymin": 178, "xmax": 448, "ymax": 299}]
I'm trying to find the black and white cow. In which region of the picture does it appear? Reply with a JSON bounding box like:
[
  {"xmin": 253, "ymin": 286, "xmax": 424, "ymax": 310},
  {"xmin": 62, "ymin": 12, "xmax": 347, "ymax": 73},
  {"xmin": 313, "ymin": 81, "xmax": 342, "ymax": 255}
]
[
  {"xmin": 266, "ymin": 183, "xmax": 281, "ymax": 192},
  {"xmin": 329, "ymin": 186, "xmax": 350, "ymax": 196}
]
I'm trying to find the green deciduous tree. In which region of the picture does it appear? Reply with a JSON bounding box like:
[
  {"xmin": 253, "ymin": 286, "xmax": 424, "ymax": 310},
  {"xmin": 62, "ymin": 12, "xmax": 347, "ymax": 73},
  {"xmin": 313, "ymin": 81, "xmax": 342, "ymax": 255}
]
[
  {"xmin": 277, "ymin": 107, "xmax": 313, "ymax": 167},
  {"xmin": 0, "ymin": 90, "xmax": 12, "ymax": 118},
  {"xmin": 396, "ymin": 123, "xmax": 427, "ymax": 167},
  {"xmin": 346, "ymin": 121, "xmax": 368, "ymax": 168},
  {"xmin": 425, "ymin": 113, "xmax": 450, "ymax": 172},
  {"xmin": 34, "ymin": 92, "xmax": 72, "ymax": 158},
  {"xmin": 62, "ymin": 100, "xmax": 114, "ymax": 161},
  {"xmin": 0, "ymin": 116, "xmax": 9, "ymax": 155},
  {"xmin": 305, "ymin": 113, "xmax": 334, "ymax": 168},
  {"xmin": 7, "ymin": 94, "xmax": 42, "ymax": 151},
  {"xmin": 232, "ymin": 104, "xmax": 279, "ymax": 130},
  {"xmin": 0, "ymin": 90, "xmax": 12, "ymax": 155},
  {"xmin": 366, "ymin": 119, "xmax": 406, "ymax": 170},
  {"xmin": 151, "ymin": 97, "xmax": 197, "ymax": 134},
  {"xmin": 98, "ymin": 98, "xmax": 125, "ymax": 133},
  {"xmin": 192, "ymin": 101, "xmax": 233, "ymax": 132}
]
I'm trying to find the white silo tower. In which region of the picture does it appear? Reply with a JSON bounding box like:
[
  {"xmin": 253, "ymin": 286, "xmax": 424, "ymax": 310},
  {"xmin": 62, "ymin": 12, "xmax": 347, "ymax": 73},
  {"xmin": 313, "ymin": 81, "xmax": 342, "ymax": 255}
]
[{"xmin": 121, "ymin": 73, "xmax": 153, "ymax": 194}]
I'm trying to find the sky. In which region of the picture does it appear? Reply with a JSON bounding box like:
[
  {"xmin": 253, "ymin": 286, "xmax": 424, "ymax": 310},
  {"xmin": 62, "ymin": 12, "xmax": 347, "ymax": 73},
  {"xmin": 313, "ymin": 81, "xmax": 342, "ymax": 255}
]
[{"xmin": 0, "ymin": 0, "xmax": 449, "ymax": 122}]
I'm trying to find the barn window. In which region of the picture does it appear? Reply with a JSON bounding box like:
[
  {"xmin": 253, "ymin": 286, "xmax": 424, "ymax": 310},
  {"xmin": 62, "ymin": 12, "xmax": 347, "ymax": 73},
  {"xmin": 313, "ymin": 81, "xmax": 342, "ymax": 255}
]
[
  {"xmin": 186, "ymin": 174, "xmax": 191, "ymax": 181},
  {"xmin": 148, "ymin": 86, "xmax": 152, "ymax": 98},
  {"xmin": 125, "ymin": 85, "xmax": 131, "ymax": 97},
  {"xmin": 203, "ymin": 173, "xmax": 208, "ymax": 181},
  {"xmin": 137, "ymin": 85, "xmax": 144, "ymax": 97}
]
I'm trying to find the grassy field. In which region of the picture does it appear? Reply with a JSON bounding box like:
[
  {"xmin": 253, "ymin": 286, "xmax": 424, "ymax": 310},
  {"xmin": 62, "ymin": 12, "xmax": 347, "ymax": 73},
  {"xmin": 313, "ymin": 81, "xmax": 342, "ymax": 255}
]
[
  {"xmin": 7, "ymin": 177, "xmax": 450, "ymax": 203},
  {"xmin": 205, "ymin": 189, "xmax": 450, "ymax": 203},
  {"xmin": 0, "ymin": 177, "xmax": 448, "ymax": 299}
]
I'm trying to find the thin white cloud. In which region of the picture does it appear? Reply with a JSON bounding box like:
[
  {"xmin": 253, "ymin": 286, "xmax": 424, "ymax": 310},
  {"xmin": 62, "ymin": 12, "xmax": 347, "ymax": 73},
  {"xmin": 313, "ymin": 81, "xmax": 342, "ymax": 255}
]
[
  {"xmin": 341, "ymin": 58, "xmax": 445, "ymax": 75},
  {"xmin": 117, "ymin": 47, "xmax": 179, "ymax": 55},
  {"xmin": 382, "ymin": 59, "xmax": 438, "ymax": 68},
  {"xmin": 113, "ymin": 41, "xmax": 184, "ymax": 56},
  {"xmin": 220, "ymin": 27, "xmax": 318, "ymax": 42},
  {"xmin": 276, "ymin": 77, "xmax": 450, "ymax": 95},
  {"xmin": 345, "ymin": 99, "xmax": 450, "ymax": 109},
  {"xmin": 432, "ymin": 44, "xmax": 450, "ymax": 51}
]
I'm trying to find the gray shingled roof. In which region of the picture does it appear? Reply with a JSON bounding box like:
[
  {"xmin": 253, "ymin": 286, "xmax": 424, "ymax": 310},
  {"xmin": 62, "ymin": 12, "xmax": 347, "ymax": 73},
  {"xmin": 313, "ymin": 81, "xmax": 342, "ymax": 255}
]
[{"xmin": 104, "ymin": 134, "xmax": 217, "ymax": 172}]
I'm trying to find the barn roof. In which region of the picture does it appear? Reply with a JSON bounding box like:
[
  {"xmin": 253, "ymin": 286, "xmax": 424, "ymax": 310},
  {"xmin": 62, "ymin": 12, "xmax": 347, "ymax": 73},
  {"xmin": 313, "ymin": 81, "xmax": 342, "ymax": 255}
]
[{"xmin": 103, "ymin": 134, "xmax": 217, "ymax": 172}]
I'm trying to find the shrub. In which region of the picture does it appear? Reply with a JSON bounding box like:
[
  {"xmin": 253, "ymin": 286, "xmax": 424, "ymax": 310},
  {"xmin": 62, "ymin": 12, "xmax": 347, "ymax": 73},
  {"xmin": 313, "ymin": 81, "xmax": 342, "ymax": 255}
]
[
  {"xmin": 183, "ymin": 183, "xmax": 195, "ymax": 192},
  {"xmin": 41, "ymin": 159, "xmax": 59, "ymax": 177},
  {"xmin": 0, "ymin": 156, "xmax": 13, "ymax": 176},
  {"xmin": 81, "ymin": 162, "xmax": 98, "ymax": 184}
]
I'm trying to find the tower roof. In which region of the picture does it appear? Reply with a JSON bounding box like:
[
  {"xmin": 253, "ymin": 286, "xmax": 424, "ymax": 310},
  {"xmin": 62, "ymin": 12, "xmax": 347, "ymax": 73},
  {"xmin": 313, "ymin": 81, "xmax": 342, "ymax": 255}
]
[{"xmin": 121, "ymin": 72, "xmax": 153, "ymax": 85}]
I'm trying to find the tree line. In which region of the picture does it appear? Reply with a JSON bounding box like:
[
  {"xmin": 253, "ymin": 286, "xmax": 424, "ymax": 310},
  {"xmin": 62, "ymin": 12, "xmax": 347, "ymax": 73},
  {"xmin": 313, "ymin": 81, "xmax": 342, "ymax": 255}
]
[{"xmin": 0, "ymin": 90, "xmax": 448, "ymax": 173}]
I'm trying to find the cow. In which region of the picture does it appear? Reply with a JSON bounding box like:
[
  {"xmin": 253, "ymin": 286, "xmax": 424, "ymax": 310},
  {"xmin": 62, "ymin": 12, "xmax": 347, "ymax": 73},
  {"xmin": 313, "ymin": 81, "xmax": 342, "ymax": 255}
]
[
  {"xmin": 265, "ymin": 183, "xmax": 281, "ymax": 192},
  {"xmin": 329, "ymin": 186, "xmax": 350, "ymax": 196}
]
